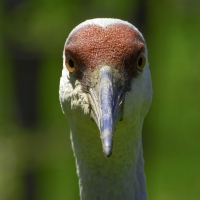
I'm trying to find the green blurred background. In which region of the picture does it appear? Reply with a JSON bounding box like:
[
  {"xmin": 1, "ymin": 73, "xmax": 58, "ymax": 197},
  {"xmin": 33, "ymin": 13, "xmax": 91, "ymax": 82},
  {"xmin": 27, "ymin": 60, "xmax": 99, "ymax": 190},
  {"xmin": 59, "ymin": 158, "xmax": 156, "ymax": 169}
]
[{"xmin": 0, "ymin": 0, "xmax": 200, "ymax": 199}]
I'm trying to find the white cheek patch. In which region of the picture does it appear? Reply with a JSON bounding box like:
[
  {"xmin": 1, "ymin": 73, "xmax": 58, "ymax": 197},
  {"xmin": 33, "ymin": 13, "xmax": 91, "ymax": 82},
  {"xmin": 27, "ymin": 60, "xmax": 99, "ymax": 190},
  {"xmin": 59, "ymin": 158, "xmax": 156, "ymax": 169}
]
[
  {"xmin": 123, "ymin": 62, "xmax": 152, "ymax": 122},
  {"xmin": 59, "ymin": 69, "xmax": 90, "ymax": 115}
]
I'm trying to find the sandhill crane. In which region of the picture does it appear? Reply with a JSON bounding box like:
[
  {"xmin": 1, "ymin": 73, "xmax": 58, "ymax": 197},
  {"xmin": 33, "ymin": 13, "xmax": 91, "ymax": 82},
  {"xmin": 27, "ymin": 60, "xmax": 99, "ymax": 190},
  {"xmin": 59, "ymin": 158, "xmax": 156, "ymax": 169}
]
[{"xmin": 59, "ymin": 18, "xmax": 152, "ymax": 200}]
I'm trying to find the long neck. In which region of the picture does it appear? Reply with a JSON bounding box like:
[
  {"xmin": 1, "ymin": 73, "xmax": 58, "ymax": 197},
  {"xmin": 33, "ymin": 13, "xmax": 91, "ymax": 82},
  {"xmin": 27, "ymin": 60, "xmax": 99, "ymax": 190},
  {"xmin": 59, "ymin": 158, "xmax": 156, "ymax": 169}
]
[{"xmin": 69, "ymin": 116, "xmax": 147, "ymax": 200}]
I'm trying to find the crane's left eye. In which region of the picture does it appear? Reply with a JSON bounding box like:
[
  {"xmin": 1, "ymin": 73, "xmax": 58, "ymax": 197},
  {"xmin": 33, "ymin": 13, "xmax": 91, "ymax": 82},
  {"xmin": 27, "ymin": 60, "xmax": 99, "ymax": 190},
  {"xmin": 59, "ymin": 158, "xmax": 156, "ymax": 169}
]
[
  {"xmin": 137, "ymin": 53, "xmax": 146, "ymax": 71},
  {"xmin": 65, "ymin": 56, "xmax": 77, "ymax": 73}
]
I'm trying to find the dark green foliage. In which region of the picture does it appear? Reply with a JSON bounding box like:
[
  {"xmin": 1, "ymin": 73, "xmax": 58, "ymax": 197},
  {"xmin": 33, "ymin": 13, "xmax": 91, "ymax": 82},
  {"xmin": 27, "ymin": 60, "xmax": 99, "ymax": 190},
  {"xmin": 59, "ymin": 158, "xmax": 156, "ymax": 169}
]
[{"xmin": 0, "ymin": 0, "xmax": 200, "ymax": 199}]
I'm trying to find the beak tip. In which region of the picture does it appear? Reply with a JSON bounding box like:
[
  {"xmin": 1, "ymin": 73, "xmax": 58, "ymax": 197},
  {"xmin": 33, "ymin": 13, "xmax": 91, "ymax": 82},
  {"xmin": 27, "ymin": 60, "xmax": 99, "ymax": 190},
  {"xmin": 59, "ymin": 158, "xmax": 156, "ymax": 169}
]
[
  {"xmin": 101, "ymin": 132, "xmax": 113, "ymax": 157},
  {"xmin": 103, "ymin": 146, "xmax": 112, "ymax": 157}
]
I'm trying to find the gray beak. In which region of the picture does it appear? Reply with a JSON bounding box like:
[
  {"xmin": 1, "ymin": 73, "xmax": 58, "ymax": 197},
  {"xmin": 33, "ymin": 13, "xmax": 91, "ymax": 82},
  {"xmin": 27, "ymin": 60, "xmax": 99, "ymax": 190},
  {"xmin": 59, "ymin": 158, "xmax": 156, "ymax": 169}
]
[{"xmin": 89, "ymin": 66, "xmax": 124, "ymax": 157}]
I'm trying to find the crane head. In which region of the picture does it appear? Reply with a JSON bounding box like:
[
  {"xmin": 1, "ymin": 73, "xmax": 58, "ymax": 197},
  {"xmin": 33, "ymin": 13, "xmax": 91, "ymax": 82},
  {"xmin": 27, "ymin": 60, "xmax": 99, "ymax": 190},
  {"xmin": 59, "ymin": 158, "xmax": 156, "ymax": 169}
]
[{"xmin": 59, "ymin": 18, "xmax": 152, "ymax": 157}]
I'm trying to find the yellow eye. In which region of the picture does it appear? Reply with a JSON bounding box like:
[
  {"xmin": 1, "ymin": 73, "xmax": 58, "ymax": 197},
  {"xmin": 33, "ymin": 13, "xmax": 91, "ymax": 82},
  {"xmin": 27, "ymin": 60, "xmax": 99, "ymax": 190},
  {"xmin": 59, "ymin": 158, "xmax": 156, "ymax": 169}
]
[
  {"xmin": 65, "ymin": 56, "xmax": 76, "ymax": 73},
  {"xmin": 137, "ymin": 53, "xmax": 146, "ymax": 71}
]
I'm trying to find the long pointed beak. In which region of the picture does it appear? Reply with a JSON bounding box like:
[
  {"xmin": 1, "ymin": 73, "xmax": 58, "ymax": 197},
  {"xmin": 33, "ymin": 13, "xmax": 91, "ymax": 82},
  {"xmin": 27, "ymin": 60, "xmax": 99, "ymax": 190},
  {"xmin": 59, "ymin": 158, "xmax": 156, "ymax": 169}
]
[{"xmin": 89, "ymin": 66, "xmax": 124, "ymax": 157}]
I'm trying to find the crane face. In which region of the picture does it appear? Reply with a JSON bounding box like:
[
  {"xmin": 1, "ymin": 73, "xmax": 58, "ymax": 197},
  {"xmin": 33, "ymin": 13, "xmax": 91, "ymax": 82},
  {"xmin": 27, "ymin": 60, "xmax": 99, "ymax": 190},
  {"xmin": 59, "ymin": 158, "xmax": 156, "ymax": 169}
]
[{"xmin": 59, "ymin": 18, "xmax": 152, "ymax": 157}]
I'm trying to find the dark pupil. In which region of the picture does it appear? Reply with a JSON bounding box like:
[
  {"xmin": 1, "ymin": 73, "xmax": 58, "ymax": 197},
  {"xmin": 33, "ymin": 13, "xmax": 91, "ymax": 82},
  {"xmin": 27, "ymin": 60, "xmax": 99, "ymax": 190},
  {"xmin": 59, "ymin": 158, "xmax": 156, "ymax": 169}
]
[
  {"xmin": 69, "ymin": 59, "xmax": 74, "ymax": 68},
  {"xmin": 138, "ymin": 57, "xmax": 143, "ymax": 66}
]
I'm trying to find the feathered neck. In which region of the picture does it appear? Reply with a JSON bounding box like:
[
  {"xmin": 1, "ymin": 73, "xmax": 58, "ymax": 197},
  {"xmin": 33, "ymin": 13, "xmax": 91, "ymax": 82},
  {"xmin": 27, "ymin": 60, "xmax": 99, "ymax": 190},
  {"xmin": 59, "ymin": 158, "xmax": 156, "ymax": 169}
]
[{"xmin": 68, "ymin": 112, "xmax": 147, "ymax": 200}]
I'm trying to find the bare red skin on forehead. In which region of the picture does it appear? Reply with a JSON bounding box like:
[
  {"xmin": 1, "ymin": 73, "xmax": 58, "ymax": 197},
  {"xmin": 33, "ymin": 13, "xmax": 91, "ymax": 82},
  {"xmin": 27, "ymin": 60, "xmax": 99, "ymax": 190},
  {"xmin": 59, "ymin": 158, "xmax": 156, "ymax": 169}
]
[{"xmin": 64, "ymin": 24, "xmax": 145, "ymax": 75}]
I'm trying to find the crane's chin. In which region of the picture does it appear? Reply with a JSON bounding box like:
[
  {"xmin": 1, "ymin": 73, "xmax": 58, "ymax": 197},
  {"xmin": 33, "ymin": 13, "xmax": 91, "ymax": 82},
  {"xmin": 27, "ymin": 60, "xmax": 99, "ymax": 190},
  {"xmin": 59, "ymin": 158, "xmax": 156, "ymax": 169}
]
[{"xmin": 89, "ymin": 66, "xmax": 125, "ymax": 157}]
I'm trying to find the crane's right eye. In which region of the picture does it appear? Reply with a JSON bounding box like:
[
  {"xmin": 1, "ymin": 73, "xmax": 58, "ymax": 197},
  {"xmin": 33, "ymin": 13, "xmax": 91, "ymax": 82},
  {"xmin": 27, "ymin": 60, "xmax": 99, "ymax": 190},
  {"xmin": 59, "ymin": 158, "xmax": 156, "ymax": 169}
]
[{"xmin": 65, "ymin": 56, "xmax": 77, "ymax": 73}]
